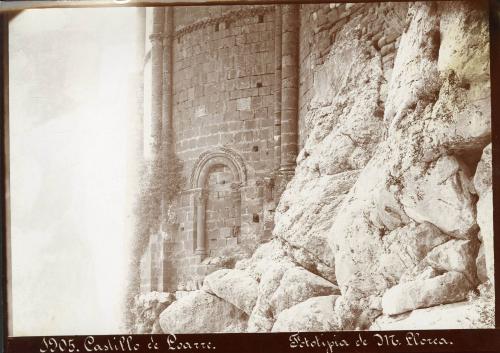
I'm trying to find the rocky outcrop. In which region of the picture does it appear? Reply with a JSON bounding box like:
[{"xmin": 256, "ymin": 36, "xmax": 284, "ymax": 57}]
[
  {"xmin": 268, "ymin": 266, "xmax": 339, "ymax": 316},
  {"xmin": 424, "ymin": 239, "xmax": 478, "ymax": 283},
  {"xmin": 246, "ymin": 260, "xmax": 339, "ymax": 332},
  {"xmin": 373, "ymin": 282, "xmax": 495, "ymax": 329},
  {"xmin": 203, "ymin": 269, "xmax": 258, "ymax": 315},
  {"xmin": 399, "ymin": 156, "xmax": 477, "ymax": 239},
  {"xmin": 381, "ymin": 271, "xmax": 472, "ymax": 315},
  {"xmin": 273, "ymin": 24, "xmax": 386, "ymax": 281},
  {"xmin": 271, "ymin": 295, "xmax": 340, "ymax": 332},
  {"xmin": 327, "ymin": 1, "xmax": 491, "ymax": 329},
  {"xmin": 155, "ymin": 1, "xmax": 492, "ymax": 333},
  {"xmin": 159, "ymin": 290, "xmax": 247, "ymax": 333},
  {"xmin": 131, "ymin": 291, "xmax": 175, "ymax": 334},
  {"xmin": 473, "ymin": 144, "xmax": 494, "ymax": 284},
  {"xmin": 372, "ymin": 301, "xmax": 482, "ymax": 330}
]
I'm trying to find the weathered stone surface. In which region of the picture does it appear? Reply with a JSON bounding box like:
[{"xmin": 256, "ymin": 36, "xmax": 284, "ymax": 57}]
[
  {"xmin": 275, "ymin": 170, "xmax": 359, "ymax": 282},
  {"xmin": 375, "ymin": 187, "xmax": 411, "ymax": 231},
  {"xmin": 434, "ymin": 2, "xmax": 490, "ymax": 150},
  {"xmin": 424, "ymin": 239, "xmax": 478, "ymax": 283},
  {"xmin": 333, "ymin": 294, "xmax": 381, "ymax": 330},
  {"xmin": 274, "ymin": 26, "xmax": 385, "ymax": 280},
  {"xmin": 399, "ymin": 155, "xmax": 477, "ymax": 239},
  {"xmin": 326, "ymin": 2, "xmax": 490, "ymax": 330},
  {"xmin": 269, "ymin": 266, "xmax": 340, "ymax": 317},
  {"xmin": 378, "ymin": 222, "xmax": 449, "ymax": 284},
  {"xmin": 371, "ymin": 301, "xmax": 482, "ymax": 330},
  {"xmin": 159, "ymin": 290, "xmax": 247, "ymax": 333},
  {"xmin": 384, "ymin": 2, "xmax": 440, "ymax": 129},
  {"xmin": 132, "ymin": 291, "xmax": 176, "ymax": 334},
  {"xmin": 271, "ymin": 295, "xmax": 340, "ymax": 332},
  {"xmin": 235, "ymin": 238, "xmax": 289, "ymax": 282},
  {"xmin": 400, "ymin": 263, "xmax": 442, "ymax": 284},
  {"xmin": 203, "ymin": 269, "xmax": 258, "ymax": 315},
  {"xmin": 476, "ymin": 242, "xmax": 488, "ymax": 283},
  {"xmin": 381, "ymin": 271, "xmax": 472, "ymax": 316},
  {"xmin": 473, "ymin": 144, "xmax": 493, "ymax": 284},
  {"xmin": 247, "ymin": 261, "xmax": 294, "ymax": 332}
]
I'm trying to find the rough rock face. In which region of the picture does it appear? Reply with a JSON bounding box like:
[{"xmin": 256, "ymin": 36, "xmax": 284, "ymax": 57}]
[
  {"xmin": 381, "ymin": 271, "xmax": 472, "ymax": 315},
  {"xmin": 203, "ymin": 269, "xmax": 258, "ymax": 315},
  {"xmin": 159, "ymin": 290, "xmax": 247, "ymax": 333},
  {"xmin": 271, "ymin": 295, "xmax": 340, "ymax": 332},
  {"xmin": 131, "ymin": 292, "xmax": 175, "ymax": 334},
  {"xmin": 371, "ymin": 301, "xmax": 482, "ymax": 330},
  {"xmin": 273, "ymin": 25, "xmax": 385, "ymax": 281},
  {"xmin": 399, "ymin": 155, "xmax": 477, "ymax": 239},
  {"xmin": 245, "ymin": 259, "xmax": 339, "ymax": 332},
  {"xmin": 474, "ymin": 144, "xmax": 494, "ymax": 284},
  {"xmin": 327, "ymin": 1, "xmax": 491, "ymax": 329},
  {"xmin": 268, "ymin": 266, "xmax": 339, "ymax": 316}
]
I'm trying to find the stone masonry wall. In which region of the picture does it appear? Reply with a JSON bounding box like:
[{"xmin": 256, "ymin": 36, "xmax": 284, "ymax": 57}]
[{"xmin": 164, "ymin": 5, "xmax": 276, "ymax": 291}]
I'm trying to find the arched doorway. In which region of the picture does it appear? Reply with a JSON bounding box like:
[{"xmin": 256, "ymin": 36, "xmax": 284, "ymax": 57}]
[{"xmin": 189, "ymin": 147, "xmax": 246, "ymax": 258}]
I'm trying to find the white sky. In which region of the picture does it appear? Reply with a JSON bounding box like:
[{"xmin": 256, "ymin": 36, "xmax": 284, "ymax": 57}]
[{"xmin": 9, "ymin": 7, "xmax": 144, "ymax": 335}]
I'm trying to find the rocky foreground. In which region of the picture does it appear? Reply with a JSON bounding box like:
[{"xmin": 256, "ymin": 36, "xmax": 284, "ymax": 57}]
[{"xmin": 135, "ymin": 1, "xmax": 494, "ymax": 333}]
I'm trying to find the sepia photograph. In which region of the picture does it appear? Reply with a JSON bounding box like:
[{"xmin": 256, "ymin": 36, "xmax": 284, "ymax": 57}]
[{"xmin": 3, "ymin": 0, "xmax": 497, "ymax": 350}]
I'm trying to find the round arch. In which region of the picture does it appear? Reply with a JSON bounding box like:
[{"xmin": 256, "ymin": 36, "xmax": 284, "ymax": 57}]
[
  {"xmin": 189, "ymin": 147, "xmax": 246, "ymax": 258},
  {"xmin": 189, "ymin": 147, "xmax": 247, "ymax": 189}
]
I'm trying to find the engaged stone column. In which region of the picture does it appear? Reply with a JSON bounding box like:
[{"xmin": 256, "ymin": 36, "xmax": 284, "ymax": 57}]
[
  {"xmin": 274, "ymin": 5, "xmax": 283, "ymax": 171},
  {"xmin": 150, "ymin": 8, "xmax": 165, "ymax": 157},
  {"xmin": 162, "ymin": 7, "xmax": 174, "ymax": 145},
  {"xmin": 230, "ymin": 182, "xmax": 242, "ymax": 237},
  {"xmin": 195, "ymin": 189, "xmax": 209, "ymax": 256},
  {"xmin": 280, "ymin": 4, "xmax": 300, "ymax": 172}
]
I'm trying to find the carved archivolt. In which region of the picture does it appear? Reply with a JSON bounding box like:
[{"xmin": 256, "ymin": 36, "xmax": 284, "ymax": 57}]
[{"xmin": 189, "ymin": 146, "xmax": 247, "ymax": 189}]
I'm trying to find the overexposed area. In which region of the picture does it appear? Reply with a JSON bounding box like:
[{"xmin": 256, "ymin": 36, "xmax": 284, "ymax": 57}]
[{"xmin": 9, "ymin": 7, "xmax": 145, "ymax": 335}]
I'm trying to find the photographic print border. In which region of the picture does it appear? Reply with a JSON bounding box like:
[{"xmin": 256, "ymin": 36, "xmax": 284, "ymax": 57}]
[{"xmin": 2, "ymin": 1, "xmax": 500, "ymax": 352}]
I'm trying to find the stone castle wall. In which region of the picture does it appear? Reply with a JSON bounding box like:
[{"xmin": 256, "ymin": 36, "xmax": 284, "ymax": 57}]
[
  {"xmin": 143, "ymin": 2, "xmax": 408, "ymax": 294},
  {"xmin": 142, "ymin": 5, "xmax": 279, "ymax": 292}
]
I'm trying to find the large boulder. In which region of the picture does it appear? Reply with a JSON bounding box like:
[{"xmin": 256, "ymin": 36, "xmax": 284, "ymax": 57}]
[
  {"xmin": 132, "ymin": 291, "xmax": 175, "ymax": 334},
  {"xmin": 159, "ymin": 290, "xmax": 247, "ymax": 333},
  {"xmin": 372, "ymin": 301, "xmax": 481, "ymax": 330},
  {"xmin": 269, "ymin": 266, "xmax": 340, "ymax": 317},
  {"xmin": 235, "ymin": 238, "xmax": 289, "ymax": 282},
  {"xmin": 272, "ymin": 295, "xmax": 340, "ymax": 332},
  {"xmin": 203, "ymin": 269, "xmax": 258, "ymax": 315},
  {"xmin": 378, "ymin": 222, "xmax": 449, "ymax": 284},
  {"xmin": 381, "ymin": 271, "xmax": 472, "ymax": 315},
  {"xmin": 399, "ymin": 155, "xmax": 477, "ymax": 239},
  {"xmin": 424, "ymin": 239, "xmax": 478, "ymax": 283},
  {"xmin": 274, "ymin": 170, "xmax": 359, "ymax": 282},
  {"xmin": 247, "ymin": 263, "xmax": 339, "ymax": 332}
]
